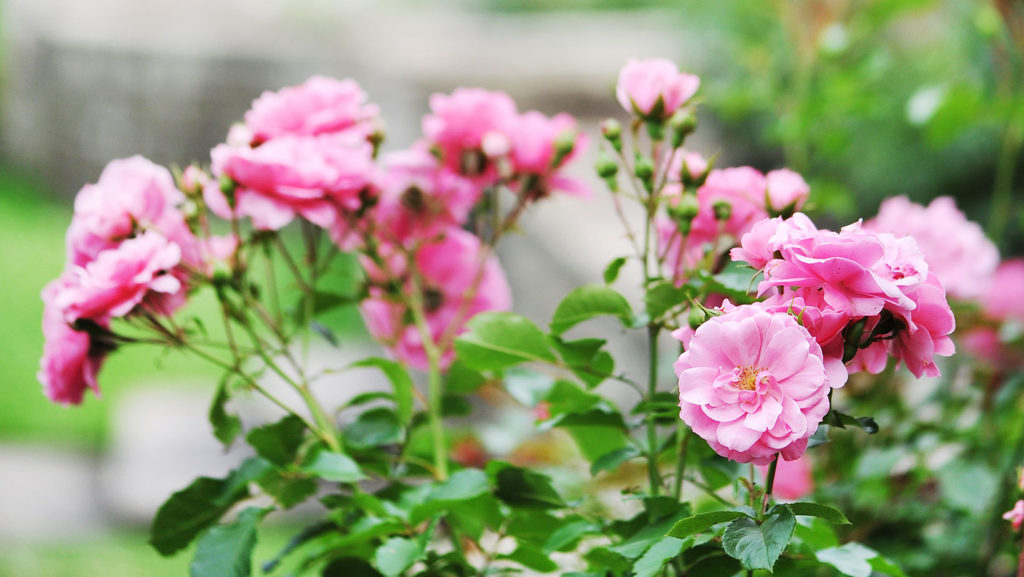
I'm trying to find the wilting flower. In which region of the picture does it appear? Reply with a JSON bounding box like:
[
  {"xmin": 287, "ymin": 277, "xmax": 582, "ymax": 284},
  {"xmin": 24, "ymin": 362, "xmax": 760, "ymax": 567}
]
[
  {"xmin": 1004, "ymin": 500, "xmax": 1024, "ymax": 531},
  {"xmin": 38, "ymin": 278, "xmax": 109, "ymax": 405},
  {"xmin": 616, "ymin": 58, "xmax": 700, "ymax": 119},
  {"xmin": 361, "ymin": 228, "xmax": 511, "ymax": 370},
  {"xmin": 866, "ymin": 196, "xmax": 998, "ymax": 300},
  {"xmin": 675, "ymin": 305, "xmax": 846, "ymax": 465},
  {"xmin": 244, "ymin": 76, "xmax": 379, "ymax": 143}
]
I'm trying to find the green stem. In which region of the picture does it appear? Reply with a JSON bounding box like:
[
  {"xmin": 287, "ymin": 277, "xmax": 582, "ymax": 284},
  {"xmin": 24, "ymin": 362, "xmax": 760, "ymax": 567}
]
[
  {"xmin": 646, "ymin": 324, "xmax": 662, "ymax": 496},
  {"xmin": 761, "ymin": 454, "xmax": 779, "ymax": 518},
  {"xmin": 989, "ymin": 94, "xmax": 1023, "ymax": 242},
  {"xmin": 407, "ymin": 270, "xmax": 449, "ymax": 480},
  {"xmin": 673, "ymin": 422, "xmax": 690, "ymax": 500}
]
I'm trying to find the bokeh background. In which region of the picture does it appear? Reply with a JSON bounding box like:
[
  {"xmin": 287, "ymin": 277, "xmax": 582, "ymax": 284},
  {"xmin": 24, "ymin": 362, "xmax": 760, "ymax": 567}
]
[{"xmin": 1, "ymin": 0, "xmax": 1021, "ymax": 575}]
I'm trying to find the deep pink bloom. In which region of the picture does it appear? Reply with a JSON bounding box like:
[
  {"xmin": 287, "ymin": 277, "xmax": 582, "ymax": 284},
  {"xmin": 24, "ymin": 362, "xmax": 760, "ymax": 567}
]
[
  {"xmin": 983, "ymin": 259, "xmax": 1024, "ymax": 322},
  {"xmin": 504, "ymin": 111, "xmax": 589, "ymax": 198},
  {"xmin": 866, "ymin": 196, "xmax": 998, "ymax": 300},
  {"xmin": 244, "ymin": 76, "xmax": 379, "ymax": 143},
  {"xmin": 57, "ymin": 232, "xmax": 184, "ymax": 322},
  {"xmin": 759, "ymin": 455, "xmax": 814, "ymax": 501},
  {"xmin": 66, "ymin": 156, "xmax": 191, "ymax": 267},
  {"xmin": 360, "ymin": 228, "xmax": 512, "ymax": 370},
  {"xmin": 616, "ymin": 59, "xmax": 700, "ymax": 119},
  {"xmin": 765, "ymin": 169, "xmax": 810, "ymax": 215},
  {"xmin": 890, "ymin": 274, "xmax": 956, "ymax": 378},
  {"xmin": 422, "ymin": 88, "xmax": 518, "ymax": 178},
  {"xmin": 1004, "ymin": 500, "xmax": 1024, "ymax": 531},
  {"xmin": 38, "ymin": 278, "xmax": 108, "ymax": 405},
  {"xmin": 675, "ymin": 306, "xmax": 846, "ymax": 465},
  {"xmin": 206, "ymin": 134, "xmax": 375, "ymax": 244},
  {"xmin": 371, "ymin": 148, "xmax": 481, "ymax": 243}
]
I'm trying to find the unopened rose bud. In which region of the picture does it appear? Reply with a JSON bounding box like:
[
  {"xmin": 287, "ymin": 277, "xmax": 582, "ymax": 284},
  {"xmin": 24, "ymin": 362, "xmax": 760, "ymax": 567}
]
[
  {"xmin": 635, "ymin": 156, "xmax": 655, "ymax": 193},
  {"xmin": 595, "ymin": 153, "xmax": 618, "ymax": 179},
  {"xmin": 551, "ymin": 130, "xmax": 577, "ymax": 167},
  {"xmin": 675, "ymin": 194, "xmax": 700, "ymax": 220},
  {"xmin": 670, "ymin": 109, "xmax": 698, "ymax": 149},
  {"xmin": 646, "ymin": 120, "xmax": 666, "ymax": 142},
  {"xmin": 219, "ymin": 175, "xmax": 237, "ymax": 208},
  {"xmin": 688, "ymin": 307, "xmax": 707, "ymax": 330},
  {"xmin": 712, "ymin": 200, "xmax": 732, "ymax": 221},
  {"xmin": 601, "ymin": 118, "xmax": 623, "ymax": 152}
]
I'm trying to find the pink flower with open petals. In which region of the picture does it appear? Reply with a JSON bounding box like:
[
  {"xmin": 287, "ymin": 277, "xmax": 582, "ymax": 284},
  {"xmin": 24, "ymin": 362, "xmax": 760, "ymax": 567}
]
[
  {"xmin": 866, "ymin": 196, "xmax": 998, "ymax": 300},
  {"xmin": 422, "ymin": 88, "xmax": 517, "ymax": 179},
  {"xmin": 616, "ymin": 59, "xmax": 700, "ymax": 119},
  {"xmin": 691, "ymin": 167, "xmax": 769, "ymax": 240},
  {"xmin": 38, "ymin": 278, "xmax": 109, "ymax": 405},
  {"xmin": 890, "ymin": 274, "xmax": 956, "ymax": 378},
  {"xmin": 244, "ymin": 76, "xmax": 379, "ymax": 143},
  {"xmin": 360, "ymin": 228, "xmax": 511, "ymax": 370},
  {"xmin": 57, "ymin": 231, "xmax": 184, "ymax": 322},
  {"xmin": 504, "ymin": 111, "xmax": 589, "ymax": 198},
  {"xmin": 675, "ymin": 305, "xmax": 846, "ymax": 465},
  {"xmin": 984, "ymin": 259, "xmax": 1024, "ymax": 322},
  {"xmin": 1004, "ymin": 500, "xmax": 1024, "ymax": 531}
]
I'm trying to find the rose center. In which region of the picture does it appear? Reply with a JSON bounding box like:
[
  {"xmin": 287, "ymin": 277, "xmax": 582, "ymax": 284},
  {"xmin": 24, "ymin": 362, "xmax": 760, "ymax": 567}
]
[{"xmin": 735, "ymin": 366, "xmax": 765, "ymax": 391}]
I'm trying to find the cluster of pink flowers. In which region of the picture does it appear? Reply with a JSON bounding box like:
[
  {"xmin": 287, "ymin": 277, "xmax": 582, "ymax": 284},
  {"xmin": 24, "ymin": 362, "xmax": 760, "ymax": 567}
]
[
  {"xmin": 40, "ymin": 157, "xmax": 214, "ymax": 404},
  {"xmin": 40, "ymin": 75, "xmax": 589, "ymax": 402}
]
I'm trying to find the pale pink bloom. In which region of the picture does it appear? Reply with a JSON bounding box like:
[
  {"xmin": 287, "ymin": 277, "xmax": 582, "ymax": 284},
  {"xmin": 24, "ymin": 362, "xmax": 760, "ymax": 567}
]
[
  {"xmin": 371, "ymin": 148, "xmax": 482, "ymax": 243},
  {"xmin": 758, "ymin": 455, "xmax": 814, "ymax": 501},
  {"xmin": 678, "ymin": 151, "xmax": 709, "ymax": 182},
  {"xmin": 866, "ymin": 196, "xmax": 998, "ymax": 300},
  {"xmin": 206, "ymin": 134, "xmax": 375, "ymax": 244},
  {"xmin": 764, "ymin": 169, "xmax": 810, "ymax": 215},
  {"xmin": 1004, "ymin": 500, "xmax": 1024, "ymax": 531},
  {"xmin": 422, "ymin": 88, "xmax": 518, "ymax": 178},
  {"xmin": 38, "ymin": 278, "xmax": 108, "ymax": 405},
  {"xmin": 616, "ymin": 59, "xmax": 700, "ymax": 119},
  {"xmin": 57, "ymin": 231, "xmax": 184, "ymax": 322},
  {"xmin": 960, "ymin": 327, "xmax": 1002, "ymax": 364},
  {"xmin": 983, "ymin": 259, "xmax": 1024, "ymax": 322},
  {"xmin": 244, "ymin": 76, "xmax": 379, "ymax": 143},
  {"xmin": 692, "ymin": 167, "xmax": 769, "ymax": 240},
  {"xmin": 731, "ymin": 213, "xmax": 819, "ymax": 271},
  {"xmin": 890, "ymin": 274, "xmax": 956, "ymax": 378},
  {"xmin": 66, "ymin": 156, "xmax": 190, "ymax": 267},
  {"xmin": 504, "ymin": 111, "xmax": 589, "ymax": 198},
  {"xmin": 675, "ymin": 305, "xmax": 846, "ymax": 465},
  {"xmin": 360, "ymin": 228, "xmax": 512, "ymax": 370}
]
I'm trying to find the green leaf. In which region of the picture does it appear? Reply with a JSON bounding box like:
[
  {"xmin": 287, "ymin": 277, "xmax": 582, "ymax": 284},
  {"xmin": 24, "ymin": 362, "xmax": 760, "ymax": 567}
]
[
  {"xmin": 430, "ymin": 468, "xmax": 490, "ymax": 502},
  {"xmin": 721, "ymin": 507, "xmax": 795, "ymax": 571},
  {"xmin": 246, "ymin": 415, "xmax": 307, "ymax": 466},
  {"xmin": 261, "ymin": 522, "xmax": 335, "ymax": 574},
  {"xmin": 784, "ymin": 502, "xmax": 851, "ymax": 525},
  {"xmin": 792, "ymin": 517, "xmax": 838, "ymax": 550},
  {"xmin": 549, "ymin": 284, "xmax": 634, "ymax": 335},
  {"xmin": 633, "ymin": 536, "xmax": 686, "ymax": 577},
  {"xmin": 590, "ymin": 446, "xmax": 642, "ymax": 476},
  {"xmin": 150, "ymin": 477, "xmax": 248, "ymax": 556},
  {"xmin": 550, "ymin": 336, "xmax": 616, "ymax": 388},
  {"xmin": 301, "ymin": 447, "xmax": 365, "ymax": 483},
  {"xmin": 543, "ymin": 519, "xmax": 600, "ymax": 553},
  {"xmin": 257, "ymin": 473, "xmax": 318, "ymax": 509},
  {"xmin": 938, "ymin": 461, "xmax": 999, "ymax": 514},
  {"xmin": 295, "ymin": 291, "xmax": 360, "ymax": 321},
  {"xmin": 644, "ymin": 280, "xmax": 692, "ymax": 320},
  {"xmin": 189, "ymin": 507, "xmax": 269, "ymax": 577},
  {"xmin": 499, "ymin": 545, "xmax": 559, "ymax": 572},
  {"xmin": 816, "ymin": 543, "xmax": 878, "ymax": 577},
  {"xmin": 667, "ymin": 511, "xmax": 750, "ymax": 539},
  {"xmin": 350, "ymin": 358, "xmax": 415, "ymax": 425},
  {"xmin": 489, "ymin": 462, "xmax": 566, "ymax": 509},
  {"xmin": 455, "ymin": 312, "xmax": 557, "ymax": 370},
  {"xmin": 869, "ymin": 554, "xmax": 908, "ymax": 577},
  {"xmin": 322, "ymin": 557, "xmax": 384, "ymax": 577},
  {"xmin": 344, "ymin": 408, "xmax": 403, "ymax": 449},
  {"xmin": 209, "ymin": 376, "xmax": 241, "ymax": 447},
  {"xmin": 374, "ymin": 537, "xmax": 423, "ymax": 577},
  {"xmin": 604, "ymin": 256, "xmax": 628, "ymax": 284},
  {"xmin": 445, "ymin": 360, "xmax": 487, "ymax": 395},
  {"xmin": 825, "ymin": 410, "xmax": 879, "ymax": 434}
]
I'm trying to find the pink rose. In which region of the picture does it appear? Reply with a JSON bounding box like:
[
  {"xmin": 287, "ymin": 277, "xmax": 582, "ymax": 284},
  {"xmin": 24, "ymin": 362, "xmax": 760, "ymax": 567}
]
[
  {"xmin": 244, "ymin": 76, "xmax": 379, "ymax": 143},
  {"xmin": 675, "ymin": 305, "xmax": 846, "ymax": 465},
  {"xmin": 361, "ymin": 228, "xmax": 512, "ymax": 370},
  {"xmin": 616, "ymin": 59, "xmax": 700, "ymax": 119},
  {"xmin": 764, "ymin": 169, "xmax": 810, "ymax": 215},
  {"xmin": 57, "ymin": 231, "xmax": 184, "ymax": 322},
  {"xmin": 66, "ymin": 156, "xmax": 190, "ymax": 267},
  {"xmin": 983, "ymin": 259, "xmax": 1024, "ymax": 322},
  {"xmin": 731, "ymin": 213, "xmax": 819, "ymax": 271},
  {"xmin": 1004, "ymin": 500, "xmax": 1024, "ymax": 531},
  {"xmin": 866, "ymin": 196, "xmax": 998, "ymax": 300},
  {"xmin": 422, "ymin": 88, "xmax": 518, "ymax": 179},
  {"xmin": 206, "ymin": 134, "xmax": 375, "ymax": 244},
  {"xmin": 890, "ymin": 274, "xmax": 956, "ymax": 378},
  {"xmin": 38, "ymin": 279, "xmax": 109, "ymax": 405},
  {"xmin": 657, "ymin": 216, "xmax": 717, "ymax": 284},
  {"xmin": 371, "ymin": 148, "xmax": 482, "ymax": 244},
  {"xmin": 503, "ymin": 111, "xmax": 589, "ymax": 198},
  {"xmin": 758, "ymin": 455, "xmax": 814, "ymax": 501},
  {"xmin": 692, "ymin": 167, "xmax": 770, "ymax": 240}
]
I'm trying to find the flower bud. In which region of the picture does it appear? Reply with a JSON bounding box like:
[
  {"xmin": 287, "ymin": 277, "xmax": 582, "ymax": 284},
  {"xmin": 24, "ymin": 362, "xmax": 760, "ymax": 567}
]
[
  {"xmin": 595, "ymin": 153, "xmax": 618, "ymax": 179},
  {"xmin": 551, "ymin": 129, "xmax": 577, "ymax": 167},
  {"xmin": 646, "ymin": 120, "xmax": 666, "ymax": 142},
  {"xmin": 675, "ymin": 194, "xmax": 700, "ymax": 220},
  {"xmin": 712, "ymin": 200, "xmax": 732, "ymax": 221},
  {"xmin": 634, "ymin": 156, "xmax": 655, "ymax": 193},
  {"xmin": 670, "ymin": 109, "xmax": 698, "ymax": 149},
  {"xmin": 601, "ymin": 118, "xmax": 623, "ymax": 152},
  {"xmin": 219, "ymin": 175, "xmax": 237, "ymax": 208},
  {"xmin": 688, "ymin": 307, "xmax": 708, "ymax": 330}
]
